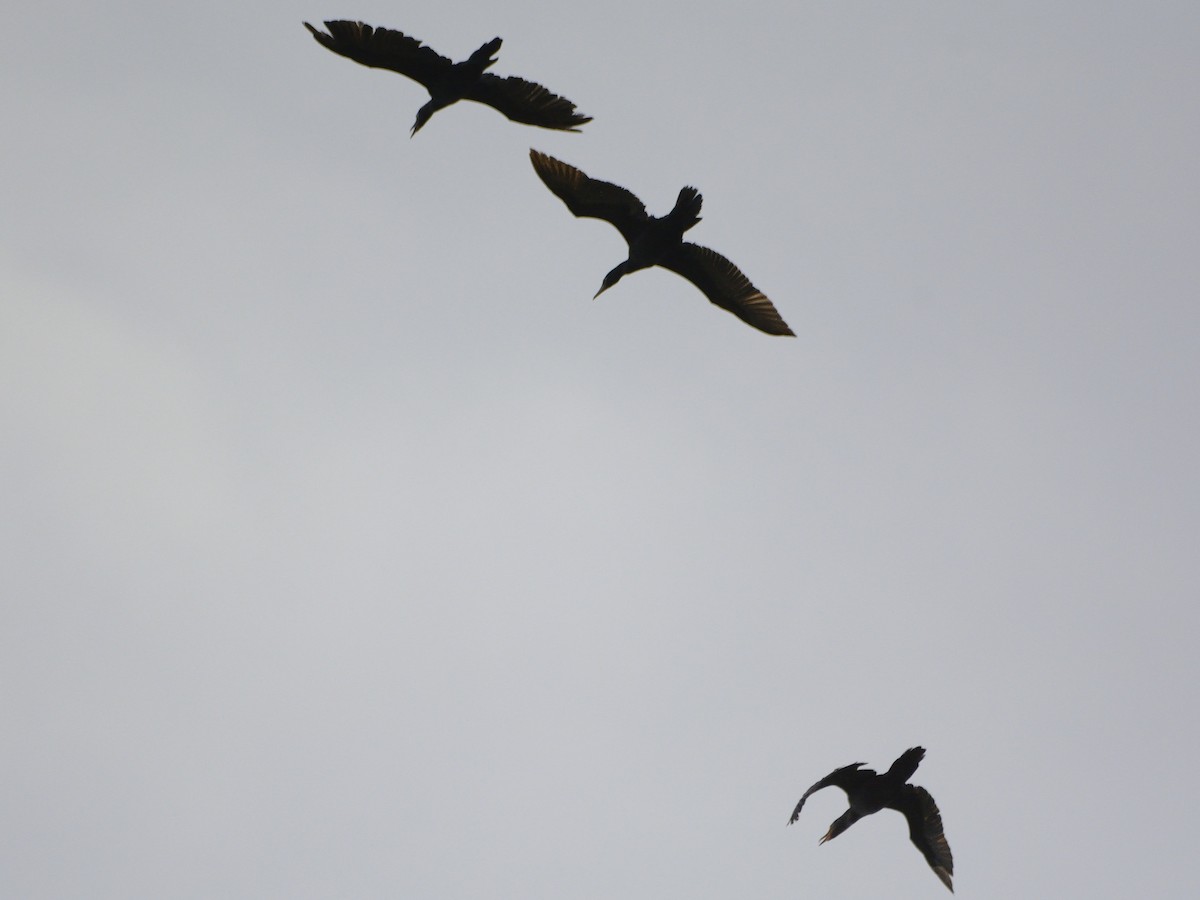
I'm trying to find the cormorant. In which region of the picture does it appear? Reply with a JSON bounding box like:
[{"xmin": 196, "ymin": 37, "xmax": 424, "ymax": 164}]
[
  {"xmin": 304, "ymin": 21, "xmax": 592, "ymax": 136},
  {"xmin": 529, "ymin": 150, "xmax": 794, "ymax": 336},
  {"xmin": 787, "ymin": 747, "xmax": 954, "ymax": 892}
]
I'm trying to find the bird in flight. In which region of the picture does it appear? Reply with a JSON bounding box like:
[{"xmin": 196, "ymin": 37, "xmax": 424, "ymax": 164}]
[
  {"xmin": 529, "ymin": 151, "xmax": 793, "ymax": 336},
  {"xmin": 787, "ymin": 747, "xmax": 954, "ymax": 892},
  {"xmin": 304, "ymin": 21, "xmax": 592, "ymax": 136}
]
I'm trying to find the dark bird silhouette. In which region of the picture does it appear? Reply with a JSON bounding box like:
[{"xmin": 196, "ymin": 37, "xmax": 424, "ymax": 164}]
[
  {"xmin": 787, "ymin": 747, "xmax": 954, "ymax": 892},
  {"xmin": 303, "ymin": 21, "xmax": 591, "ymax": 136},
  {"xmin": 529, "ymin": 150, "xmax": 794, "ymax": 336}
]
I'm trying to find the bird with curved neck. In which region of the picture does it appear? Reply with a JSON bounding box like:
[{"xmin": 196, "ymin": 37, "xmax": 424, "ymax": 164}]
[
  {"xmin": 530, "ymin": 150, "xmax": 793, "ymax": 336},
  {"xmin": 408, "ymin": 36, "xmax": 502, "ymax": 136},
  {"xmin": 788, "ymin": 747, "xmax": 955, "ymax": 892},
  {"xmin": 594, "ymin": 184, "xmax": 702, "ymax": 298},
  {"xmin": 304, "ymin": 21, "xmax": 591, "ymax": 137}
]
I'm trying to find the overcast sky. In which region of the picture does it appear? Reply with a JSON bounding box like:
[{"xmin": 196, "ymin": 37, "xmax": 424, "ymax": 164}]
[{"xmin": 3, "ymin": 2, "xmax": 1198, "ymax": 898}]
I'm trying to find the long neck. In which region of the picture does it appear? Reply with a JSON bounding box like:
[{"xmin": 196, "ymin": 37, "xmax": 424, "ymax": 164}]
[
  {"xmin": 821, "ymin": 808, "xmax": 863, "ymax": 843},
  {"xmin": 610, "ymin": 255, "xmax": 656, "ymax": 282},
  {"xmin": 595, "ymin": 258, "xmax": 645, "ymax": 298},
  {"xmin": 412, "ymin": 96, "xmax": 455, "ymax": 135}
]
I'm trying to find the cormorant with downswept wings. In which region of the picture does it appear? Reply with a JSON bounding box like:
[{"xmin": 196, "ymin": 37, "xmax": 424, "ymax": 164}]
[
  {"xmin": 304, "ymin": 21, "xmax": 591, "ymax": 136},
  {"xmin": 788, "ymin": 747, "xmax": 954, "ymax": 892},
  {"xmin": 528, "ymin": 151, "xmax": 793, "ymax": 336}
]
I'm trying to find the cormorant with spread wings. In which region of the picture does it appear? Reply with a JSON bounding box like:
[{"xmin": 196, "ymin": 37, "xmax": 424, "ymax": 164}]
[
  {"xmin": 787, "ymin": 747, "xmax": 955, "ymax": 892},
  {"xmin": 529, "ymin": 150, "xmax": 793, "ymax": 336},
  {"xmin": 304, "ymin": 21, "xmax": 591, "ymax": 136}
]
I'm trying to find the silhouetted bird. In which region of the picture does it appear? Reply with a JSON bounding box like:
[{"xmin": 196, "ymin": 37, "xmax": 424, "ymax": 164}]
[
  {"xmin": 529, "ymin": 150, "xmax": 794, "ymax": 336},
  {"xmin": 787, "ymin": 747, "xmax": 954, "ymax": 892},
  {"xmin": 304, "ymin": 21, "xmax": 591, "ymax": 136}
]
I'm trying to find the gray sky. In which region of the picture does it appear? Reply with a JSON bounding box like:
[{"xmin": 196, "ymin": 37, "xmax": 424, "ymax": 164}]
[{"xmin": 3, "ymin": 2, "xmax": 1198, "ymax": 897}]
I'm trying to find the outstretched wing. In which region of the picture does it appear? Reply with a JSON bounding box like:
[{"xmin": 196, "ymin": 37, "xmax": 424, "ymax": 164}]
[
  {"xmin": 887, "ymin": 785, "xmax": 954, "ymax": 892},
  {"xmin": 787, "ymin": 763, "xmax": 873, "ymax": 825},
  {"xmin": 467, "ymin": 74, "xmax": 591, "ymax": 131},
  {"xmin": 662, "ymin": 243, "xmax": 795, "ymax": 336},
  {"xmin": 304, "ymin": 20, "xmax": 452, "ymax": 88},
  {"xmin": 529, "ymin": 151, "xmax": 648, "ymax": 244}
]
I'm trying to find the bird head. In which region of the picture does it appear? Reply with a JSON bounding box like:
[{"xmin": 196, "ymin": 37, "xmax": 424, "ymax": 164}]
[
  {"xmin": 819, "ymin": 809, "xmax": 859, "ymax": 845},
  {"xmin": 410, "ymin": 106, "xmax": 434, "ymax": 137},
  {"xmin": 594, "ymin": 263, "xmax": 630, "ymax": 299}
]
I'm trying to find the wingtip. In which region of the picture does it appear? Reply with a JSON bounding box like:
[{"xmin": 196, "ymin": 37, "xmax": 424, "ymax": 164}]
[
  {"xmin": 935, "ymin": 867, "xmax": 954, "ymax": 892},
  {"xmin": 529, "ymin": 148, "xmax": 561, "ymax": 175}
]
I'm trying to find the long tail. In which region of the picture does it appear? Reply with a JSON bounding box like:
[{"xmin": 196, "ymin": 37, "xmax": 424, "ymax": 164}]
[
  {"xmin": 667, "ymin": 187, "xmax": 703, "ymax": 233},
  {"xmin": 884, "ymin": 747, "xmax": 926, "ymax": 783},
  {"xmin": 466, "ymin": 37, "xmax": 502, "ymax": 72}
]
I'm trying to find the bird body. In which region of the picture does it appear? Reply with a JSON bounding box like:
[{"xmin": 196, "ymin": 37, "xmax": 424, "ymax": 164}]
[
  {"xmin": 304, "ymin": 21, "xmax": 591, "ymax": 136},
  {"xmin": 410, "ymin": 36, "xmax": 502, "ymax": 134},
  {"xmin": 529, "ymin": 151, "xmax": 793, "ymax": 336},
  {"xmin": 788, "ymin": 747, "xmax": 954, "ymax": 892},
  {"xmin": 595, "ymin": 187, "xmax": 701, "ymax": 294}
]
